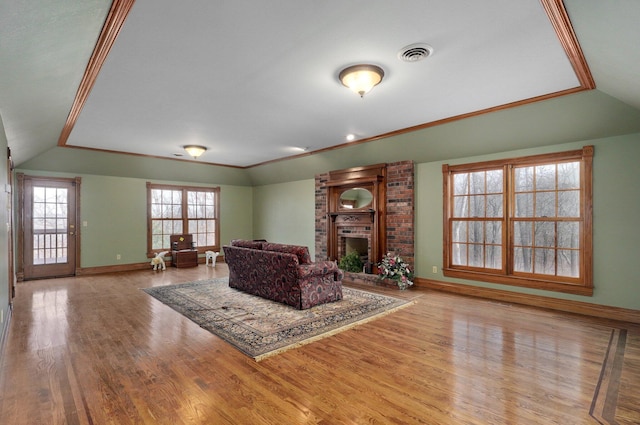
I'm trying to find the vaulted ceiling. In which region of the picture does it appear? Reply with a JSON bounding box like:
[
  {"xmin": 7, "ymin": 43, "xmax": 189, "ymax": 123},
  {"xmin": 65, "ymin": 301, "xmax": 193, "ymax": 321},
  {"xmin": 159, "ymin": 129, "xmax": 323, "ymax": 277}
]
[{"xmin": 1, "ymin": 0, "xmax": 639, "ymax": 168}]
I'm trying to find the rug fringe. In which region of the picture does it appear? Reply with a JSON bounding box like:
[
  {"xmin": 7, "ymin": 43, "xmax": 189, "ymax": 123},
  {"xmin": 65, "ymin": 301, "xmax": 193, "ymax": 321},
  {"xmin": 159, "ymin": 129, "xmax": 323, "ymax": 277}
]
[{"xmin": 254, "ymin": 300, "xmax": 415, "ymax": 362}]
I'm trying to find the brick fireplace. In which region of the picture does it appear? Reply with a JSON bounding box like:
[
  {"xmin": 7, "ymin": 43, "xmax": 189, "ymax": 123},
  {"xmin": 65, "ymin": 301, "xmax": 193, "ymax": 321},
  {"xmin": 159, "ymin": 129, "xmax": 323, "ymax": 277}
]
[{"xmin": 315, "ymin": 161, "xmax": 414, "ymax": 271}]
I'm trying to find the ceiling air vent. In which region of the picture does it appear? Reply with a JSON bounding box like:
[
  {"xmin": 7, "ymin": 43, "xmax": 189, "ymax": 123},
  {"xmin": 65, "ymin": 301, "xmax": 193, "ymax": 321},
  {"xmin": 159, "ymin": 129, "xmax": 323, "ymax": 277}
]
[{"xmin": 398, "ymin": 43, "xmax": 434, "ymax": 62}]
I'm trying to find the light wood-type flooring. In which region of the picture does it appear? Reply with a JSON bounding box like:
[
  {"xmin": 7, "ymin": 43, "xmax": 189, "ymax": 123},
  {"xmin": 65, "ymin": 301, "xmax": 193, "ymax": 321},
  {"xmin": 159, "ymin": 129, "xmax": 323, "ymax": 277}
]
[{"xmin": 0, "ymin": 265, "xmax": 638, "ymax": 424}]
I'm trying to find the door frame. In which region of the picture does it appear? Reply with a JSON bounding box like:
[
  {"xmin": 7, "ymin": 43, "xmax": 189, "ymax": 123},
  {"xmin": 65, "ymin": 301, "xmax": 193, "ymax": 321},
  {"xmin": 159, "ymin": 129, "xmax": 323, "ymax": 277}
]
[
  {"xmin": 16, "ymin": 174, "xmax": 82, "ymax": 281},
  {"xmin": 7, "ymin": 148, "xmax": 14, "ymax": 300}
]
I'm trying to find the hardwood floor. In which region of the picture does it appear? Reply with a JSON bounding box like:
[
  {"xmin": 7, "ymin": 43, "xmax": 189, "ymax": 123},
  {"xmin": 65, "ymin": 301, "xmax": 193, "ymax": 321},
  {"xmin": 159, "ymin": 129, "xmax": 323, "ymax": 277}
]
[{"xmin": 1, "ymin": 265, "xmax": 639, "ymax": 424}]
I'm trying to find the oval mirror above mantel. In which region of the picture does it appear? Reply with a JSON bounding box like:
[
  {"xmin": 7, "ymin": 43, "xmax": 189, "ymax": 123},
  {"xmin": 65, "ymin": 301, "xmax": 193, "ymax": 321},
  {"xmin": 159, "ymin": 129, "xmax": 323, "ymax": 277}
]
[{"xmin": 339, "ymin": 187, "xmax": 373, "ymax": 210}]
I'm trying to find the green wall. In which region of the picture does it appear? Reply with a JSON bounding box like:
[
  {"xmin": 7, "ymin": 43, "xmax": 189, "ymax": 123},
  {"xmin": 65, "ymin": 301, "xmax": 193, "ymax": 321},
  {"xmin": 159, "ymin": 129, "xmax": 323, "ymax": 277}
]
[
  {"xmin": 14, "ymin": 170, "xmax": 253, "ymax": 267},
  {"xmin": 0, "ymin": 116, "xmax": 9, "ymax": 331},
  {"xmin": 252, "ymin": 179, "xmax": 315, "ymax": 257},
  {"xmin": 253, "ymin": 134, "xmax": 640, "ymax": 311}
]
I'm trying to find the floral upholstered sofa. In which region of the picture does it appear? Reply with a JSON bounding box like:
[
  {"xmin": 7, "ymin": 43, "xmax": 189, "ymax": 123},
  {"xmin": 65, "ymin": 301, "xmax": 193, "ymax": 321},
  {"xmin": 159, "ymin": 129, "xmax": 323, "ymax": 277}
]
[{"xmin": 223, "ymin": 240, "xmax": 343, "ymax": 310}]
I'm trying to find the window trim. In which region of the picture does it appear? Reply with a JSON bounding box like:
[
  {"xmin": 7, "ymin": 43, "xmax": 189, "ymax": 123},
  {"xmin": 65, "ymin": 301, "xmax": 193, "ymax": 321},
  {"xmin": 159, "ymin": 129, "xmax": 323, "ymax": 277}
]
[
  {"xmin": 146, "ymin": 182, "xmax": 220, "ymax": 257},
  {"xmin": 442, "ymin": 146, "xmax": 593, "ymax": 296}
]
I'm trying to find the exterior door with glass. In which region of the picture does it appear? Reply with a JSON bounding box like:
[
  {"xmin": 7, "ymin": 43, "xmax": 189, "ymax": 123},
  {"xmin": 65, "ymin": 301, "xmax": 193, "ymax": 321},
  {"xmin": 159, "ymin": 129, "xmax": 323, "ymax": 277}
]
[{"xmin": 22, "ymin": 176, "xmax": 78, "ymax": 280}]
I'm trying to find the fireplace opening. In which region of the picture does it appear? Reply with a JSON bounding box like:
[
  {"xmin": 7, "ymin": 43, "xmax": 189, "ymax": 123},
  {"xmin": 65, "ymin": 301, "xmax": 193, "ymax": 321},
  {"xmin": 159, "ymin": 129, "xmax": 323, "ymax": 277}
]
[{"xmin": 343, "ymin": 237, "xmax": 369, "ymax": 264}]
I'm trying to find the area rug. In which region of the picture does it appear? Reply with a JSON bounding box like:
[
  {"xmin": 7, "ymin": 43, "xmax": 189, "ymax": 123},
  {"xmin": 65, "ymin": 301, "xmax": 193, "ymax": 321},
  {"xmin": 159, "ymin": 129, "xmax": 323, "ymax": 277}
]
[{"xmin": 142, "ymin": 278, "xmax": 413, "ymax": 361}]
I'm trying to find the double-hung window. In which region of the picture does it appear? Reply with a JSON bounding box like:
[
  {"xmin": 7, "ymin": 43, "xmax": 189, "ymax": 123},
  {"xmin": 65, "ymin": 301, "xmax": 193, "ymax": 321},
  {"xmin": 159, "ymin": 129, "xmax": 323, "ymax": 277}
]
[
  {"xmin": 146, "ymin": 183, "xmax": 220, "ymax": 255},
  {"xmin": 442, "ymin": 146, "xmax": 593, "ymax": 295}
]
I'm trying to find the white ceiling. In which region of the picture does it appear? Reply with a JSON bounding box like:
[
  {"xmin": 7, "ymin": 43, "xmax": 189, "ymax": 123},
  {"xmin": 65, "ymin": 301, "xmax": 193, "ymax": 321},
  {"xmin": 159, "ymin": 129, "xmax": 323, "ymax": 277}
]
[{"xmin": 1, "ymin": 0, "xmax": 639, "ymax": 168}]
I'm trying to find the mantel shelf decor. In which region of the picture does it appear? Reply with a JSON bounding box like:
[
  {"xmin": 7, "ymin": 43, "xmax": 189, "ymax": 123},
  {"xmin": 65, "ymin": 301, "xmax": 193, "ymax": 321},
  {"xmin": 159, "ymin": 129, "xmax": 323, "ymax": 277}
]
[{"xmin": 328, "ymin": 209, "xmax": 375, "ymax": 223}]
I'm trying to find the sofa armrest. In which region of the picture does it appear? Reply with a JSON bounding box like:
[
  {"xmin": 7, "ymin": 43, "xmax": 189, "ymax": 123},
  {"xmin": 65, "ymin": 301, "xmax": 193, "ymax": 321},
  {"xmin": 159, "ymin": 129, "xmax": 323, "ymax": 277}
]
[{"xmin": 297, "ymin": 261, "xmax": 343, "ymax": 280}]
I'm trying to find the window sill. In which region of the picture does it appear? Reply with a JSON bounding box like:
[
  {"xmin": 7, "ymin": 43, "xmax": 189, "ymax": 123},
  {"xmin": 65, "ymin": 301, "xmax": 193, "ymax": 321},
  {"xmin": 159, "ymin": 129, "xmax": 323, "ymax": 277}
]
[{"xmin": 443, "ymin": 268, "xmax": 593, "ymax": 296}]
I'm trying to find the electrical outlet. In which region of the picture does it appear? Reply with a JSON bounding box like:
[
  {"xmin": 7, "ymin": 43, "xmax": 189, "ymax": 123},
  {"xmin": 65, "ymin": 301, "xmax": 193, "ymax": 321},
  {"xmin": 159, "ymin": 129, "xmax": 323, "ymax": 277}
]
[
  {"xmin": 116, "ymin": 254, "xmax": 121, "ymax": 260},
  {"xmin": 432, "ymin": 266, "xmax": 438, "ymax": 274}
]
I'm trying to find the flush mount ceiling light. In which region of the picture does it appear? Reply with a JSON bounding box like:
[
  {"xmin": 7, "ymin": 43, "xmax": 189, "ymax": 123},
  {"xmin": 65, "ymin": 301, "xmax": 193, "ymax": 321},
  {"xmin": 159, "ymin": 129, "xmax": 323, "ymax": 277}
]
[
  {"xmin": 183, "ymin": 145, "xmax": 207, "ymax": 158},
  {"xmin": 339, "ymin": 64, "xmax": 384, "ymax": 97}
]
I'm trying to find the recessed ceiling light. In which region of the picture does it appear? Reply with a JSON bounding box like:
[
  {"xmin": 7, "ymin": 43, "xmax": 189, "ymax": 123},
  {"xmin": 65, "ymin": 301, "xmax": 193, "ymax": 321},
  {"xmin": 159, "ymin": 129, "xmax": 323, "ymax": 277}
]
[{"xmin": 346, "ymin": 134, "xmax": 356, "ymax": 142}]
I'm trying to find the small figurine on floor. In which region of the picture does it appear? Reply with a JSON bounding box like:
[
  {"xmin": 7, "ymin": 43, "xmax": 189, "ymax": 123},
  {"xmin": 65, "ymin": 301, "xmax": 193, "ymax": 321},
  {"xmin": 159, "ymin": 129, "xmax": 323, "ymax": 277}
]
[{"xmin": 151, "ymin": 251, "xmax": 169, "ymax": 271}]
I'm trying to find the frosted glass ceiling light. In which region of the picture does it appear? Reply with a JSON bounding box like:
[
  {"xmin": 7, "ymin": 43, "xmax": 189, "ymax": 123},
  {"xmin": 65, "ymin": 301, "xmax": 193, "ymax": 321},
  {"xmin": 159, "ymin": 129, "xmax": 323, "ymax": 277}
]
[
  {"xmin": 339, "ymin": 64, "xmax": 384, "ymax": 97},
  {"xmin": 184, "ymin": 145, "xmax": 207, "ymax": 158}
]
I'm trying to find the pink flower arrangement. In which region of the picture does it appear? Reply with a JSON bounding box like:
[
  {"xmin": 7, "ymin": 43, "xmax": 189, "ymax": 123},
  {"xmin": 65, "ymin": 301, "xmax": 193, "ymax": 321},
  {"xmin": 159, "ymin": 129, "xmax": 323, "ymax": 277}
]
[{"xmin": 378, "ymin": 252, "xmax": 414, "ymax": 289}]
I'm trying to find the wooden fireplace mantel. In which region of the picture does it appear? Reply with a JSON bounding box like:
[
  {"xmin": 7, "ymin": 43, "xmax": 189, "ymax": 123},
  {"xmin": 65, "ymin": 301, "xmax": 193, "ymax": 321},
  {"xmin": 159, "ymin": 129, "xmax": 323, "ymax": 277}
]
[
  {"xmin": 325, "ymin": 164, "xmax": 386, "ymax": 264},
  {"xmin": 328, "ymin": 209, "xmax": 375, "ymax": 223}
]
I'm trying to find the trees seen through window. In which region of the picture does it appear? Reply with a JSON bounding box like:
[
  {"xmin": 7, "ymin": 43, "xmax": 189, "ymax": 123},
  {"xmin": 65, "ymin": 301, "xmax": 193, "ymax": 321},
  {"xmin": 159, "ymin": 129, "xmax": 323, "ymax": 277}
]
[
  {"xmin": 443, "ymin": 146, "xmax": 593, "ymax": 295},
  {"xmin": 147, "ymin": 183, "xmax": 220, "ymax": 255}
]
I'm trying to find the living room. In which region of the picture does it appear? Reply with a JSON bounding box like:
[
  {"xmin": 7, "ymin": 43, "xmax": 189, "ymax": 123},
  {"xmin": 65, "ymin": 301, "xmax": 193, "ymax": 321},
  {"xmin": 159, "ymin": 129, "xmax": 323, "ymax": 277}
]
[{"xmin": 1, "ymin": 0, "xmax": 640, "ymax": 423}]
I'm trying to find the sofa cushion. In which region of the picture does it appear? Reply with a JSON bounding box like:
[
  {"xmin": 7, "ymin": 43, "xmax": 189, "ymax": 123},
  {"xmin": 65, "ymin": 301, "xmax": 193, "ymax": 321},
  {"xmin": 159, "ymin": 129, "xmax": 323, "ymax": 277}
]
[
  {"xmin": 230, "ymin": 239, "xmax": 264, "ymax": 250},
  {"xmin": 262, "ymin": 243, "xmax": 312, "ymax": 264}
]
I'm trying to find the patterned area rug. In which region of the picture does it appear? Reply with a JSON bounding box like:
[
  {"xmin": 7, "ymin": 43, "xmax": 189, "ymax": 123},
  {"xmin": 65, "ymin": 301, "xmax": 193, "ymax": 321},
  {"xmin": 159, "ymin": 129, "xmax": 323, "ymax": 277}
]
[{"xmin": 143, "ymin": 278, "xmax": 413, "ymax": 361}]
